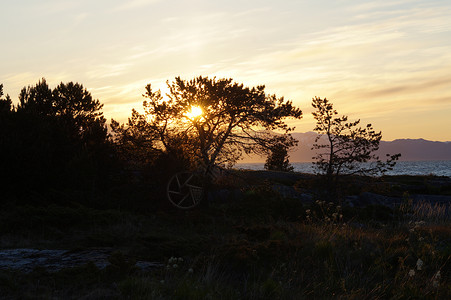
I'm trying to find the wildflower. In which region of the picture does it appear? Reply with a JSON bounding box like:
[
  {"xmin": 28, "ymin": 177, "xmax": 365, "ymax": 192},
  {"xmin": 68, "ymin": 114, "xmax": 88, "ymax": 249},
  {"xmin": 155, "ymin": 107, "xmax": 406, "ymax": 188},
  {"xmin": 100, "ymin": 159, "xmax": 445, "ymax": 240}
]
[
  {"xmin": 160, "ymin": 280, "xmax": 165, "ymax": 284},
  {"xmin": 409, "ymin": 269, "xmax": 415, "ymax": 277},
  {"xmin": 419, "ymin": 237, "xmax": 424, "ymax": 242},
  {"xmin": 432, "ymin": 270, "xmax": 441, "ymax": 287},
  {"xmin": 178, "ymin": 257, "xmax": 184, "ymax": 262},
  {"xmin": 336, "ymin": 206, "xmax": 341, "ymax": 210},
  {"xmin": 173, "ymin": 264, "xmax": 178, "ymax": 269},
  {"xmin": 416, "ymin": 259, "xmax": 423, "ymax": 271},
  {"xmin": 306, "ymin": 209, "xmax": 311, "ymax": 214},
  {"xmin": 188, "ymin": 268, "xmax": 194, "ymax": 273}
]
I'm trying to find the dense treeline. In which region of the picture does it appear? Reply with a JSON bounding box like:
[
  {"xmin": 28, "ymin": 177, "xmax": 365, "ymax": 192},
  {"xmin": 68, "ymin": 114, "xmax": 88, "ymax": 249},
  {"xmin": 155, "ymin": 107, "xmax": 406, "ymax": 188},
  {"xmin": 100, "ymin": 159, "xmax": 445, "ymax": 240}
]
[
  {"xmin": 0, "ymin": 77, "xmax": 302, "ymax": 208},
  {"xmin": 1, "ymin": 80, "xmax": 115, "ymax": 203},
  {"xmin": 1, "ymin": 77, "xmax": 397, "ymax": 208}
]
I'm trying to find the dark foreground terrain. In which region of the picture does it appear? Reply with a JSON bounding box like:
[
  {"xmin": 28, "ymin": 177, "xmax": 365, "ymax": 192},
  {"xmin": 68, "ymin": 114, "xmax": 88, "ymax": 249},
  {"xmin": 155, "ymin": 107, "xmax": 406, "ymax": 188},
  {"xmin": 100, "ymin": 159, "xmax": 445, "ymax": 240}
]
[{"xmin": 1, "ymin": 171, "xmax": 450, "ymax": 299}]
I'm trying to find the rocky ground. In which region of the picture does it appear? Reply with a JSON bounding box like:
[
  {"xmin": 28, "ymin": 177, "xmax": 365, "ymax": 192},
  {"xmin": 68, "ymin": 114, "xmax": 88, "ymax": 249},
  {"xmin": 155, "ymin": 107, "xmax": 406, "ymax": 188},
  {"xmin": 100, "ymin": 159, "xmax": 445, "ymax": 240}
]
[
  {"xmin": 0, "ymin": 248, "xmax": 163, "ymax": 273},
  {"xmin": 1, "ymin": 171, "xmax": 450, "ymax": 275}
]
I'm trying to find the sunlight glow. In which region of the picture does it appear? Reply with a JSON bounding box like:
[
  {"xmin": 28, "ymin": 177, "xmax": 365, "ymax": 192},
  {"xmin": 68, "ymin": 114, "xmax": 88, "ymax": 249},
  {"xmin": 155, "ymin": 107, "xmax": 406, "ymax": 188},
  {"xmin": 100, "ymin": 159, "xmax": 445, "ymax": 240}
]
[
  {"xmin": 2, "ymin": 0, "xmax": 451, "ymax": 141},
  {"xmin": 186, "ymin": 106, "xmax": 203, "ymax": 119}
]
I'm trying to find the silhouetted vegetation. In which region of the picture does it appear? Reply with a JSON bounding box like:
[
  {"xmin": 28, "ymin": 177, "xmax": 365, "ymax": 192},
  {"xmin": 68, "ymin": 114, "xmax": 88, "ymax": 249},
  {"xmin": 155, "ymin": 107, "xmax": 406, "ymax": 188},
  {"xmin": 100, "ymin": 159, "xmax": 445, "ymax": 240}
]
[
  {"xmin": 2, "ymin": 78, "xmax": 451, "ymax": 299},
  {"xmin": 111, "ymin": 76, "xmax": 302, "ymax": 174},
  {"xmin": 264, "ymin": 142, "xmax": 294, "ymax": 172},
  {"xmin": 0, "ymin": 172, "xmax": 450, "ymax": 299},
  {"xmin": 0, "ymin": 84, "xmax": 13, "ymax": 113},
  {"xmin": 311, "ymin": 97, "xmax": 400, "ymax": 197},
  {"xmin": 1, "ymin": 79, "xmax": 113, "ymax": 201}
]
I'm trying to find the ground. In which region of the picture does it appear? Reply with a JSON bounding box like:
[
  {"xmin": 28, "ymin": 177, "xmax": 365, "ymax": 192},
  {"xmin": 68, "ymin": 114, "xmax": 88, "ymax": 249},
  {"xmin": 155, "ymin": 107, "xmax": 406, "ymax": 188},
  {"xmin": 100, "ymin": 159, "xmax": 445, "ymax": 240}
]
[{"xmin": 0, "ymin": 171, "xmax": 450, "ymax": 299}]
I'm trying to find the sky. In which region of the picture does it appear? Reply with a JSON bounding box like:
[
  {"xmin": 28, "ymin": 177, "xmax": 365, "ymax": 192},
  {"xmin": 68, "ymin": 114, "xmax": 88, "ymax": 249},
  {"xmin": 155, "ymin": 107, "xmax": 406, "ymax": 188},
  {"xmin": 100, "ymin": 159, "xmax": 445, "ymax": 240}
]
[{"xmin": 1, "ymin": 0, "xmax": 451, "ymax": 141}]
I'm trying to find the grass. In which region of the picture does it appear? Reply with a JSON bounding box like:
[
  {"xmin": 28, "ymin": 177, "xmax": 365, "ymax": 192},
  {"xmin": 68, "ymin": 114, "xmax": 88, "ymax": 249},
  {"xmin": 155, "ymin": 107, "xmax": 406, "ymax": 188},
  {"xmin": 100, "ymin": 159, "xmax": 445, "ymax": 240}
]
[{"xmin": 0, "ymin": 173, "xmax": 450, "ymax": 299}]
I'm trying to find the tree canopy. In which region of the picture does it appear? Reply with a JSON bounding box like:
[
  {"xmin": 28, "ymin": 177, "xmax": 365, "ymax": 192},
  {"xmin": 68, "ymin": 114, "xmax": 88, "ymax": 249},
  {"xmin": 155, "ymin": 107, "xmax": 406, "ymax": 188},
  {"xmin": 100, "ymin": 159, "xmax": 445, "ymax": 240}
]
[
  {"xmin": 17, "ymin": 79, "xmax": 107, "ymax": 143},
  {"xmin": 0, "ymin": 84, "xmax": 13, "ymax": 113},
  {"xmin": 1, "ymin": 79, "xmax": 111, "ymax": 192},
  {"xmin": 112, "ymin": 76, "xmax": 302, "ymax": 172},
  {"xmin": 264, "ymin": 142, "xmax": 294, "ymax": 172}
]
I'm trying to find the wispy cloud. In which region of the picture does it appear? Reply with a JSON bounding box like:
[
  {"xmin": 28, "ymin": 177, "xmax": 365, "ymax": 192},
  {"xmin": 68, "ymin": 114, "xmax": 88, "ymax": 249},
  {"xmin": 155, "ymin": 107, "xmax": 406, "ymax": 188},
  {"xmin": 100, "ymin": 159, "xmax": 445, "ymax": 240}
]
[
  {"xmin": 349, "ymin": 0, "xmax": 422, "ymax": 12},
  {"xmin": 86, "ymin": 63, "xmax": 133, "ymax": 79},
  {"xmin": 74, "ymin": 12, "xmax": 89, "ymax": 24},
  {"xmin": 112, "ymin": 0, "xmax": 162, "ymax": 12},
  {"xmin": 2, "ymin": 0, "xmax": 451, "ymax": 140}
]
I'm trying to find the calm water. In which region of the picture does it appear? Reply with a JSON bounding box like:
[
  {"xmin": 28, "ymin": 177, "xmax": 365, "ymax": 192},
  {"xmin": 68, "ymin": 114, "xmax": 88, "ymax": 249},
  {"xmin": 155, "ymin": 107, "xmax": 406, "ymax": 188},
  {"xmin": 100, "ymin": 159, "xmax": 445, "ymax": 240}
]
[{"xmin": 237, "ymin": 161, "xmax": 451, "ymax": 177}]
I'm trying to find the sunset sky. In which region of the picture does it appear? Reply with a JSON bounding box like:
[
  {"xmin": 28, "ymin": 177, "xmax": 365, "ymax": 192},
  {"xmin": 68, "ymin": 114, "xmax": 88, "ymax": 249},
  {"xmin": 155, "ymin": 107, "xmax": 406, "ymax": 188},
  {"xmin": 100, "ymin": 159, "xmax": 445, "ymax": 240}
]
[{"xmin": 2, "ymin": 0, "xmax": 451, "ymax": 141}]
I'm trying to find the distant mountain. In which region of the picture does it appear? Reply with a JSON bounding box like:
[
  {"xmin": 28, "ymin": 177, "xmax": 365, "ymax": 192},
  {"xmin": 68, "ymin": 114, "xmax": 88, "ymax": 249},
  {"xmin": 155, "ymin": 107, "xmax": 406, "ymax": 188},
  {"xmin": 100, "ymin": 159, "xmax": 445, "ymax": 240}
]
[
  {"xmin": 239, "ymin": 132, "xmax": 451, "ymax": 163},
  {"xmin": 377, "ymin": 139, "xmax": 451, "ymax": 161}
]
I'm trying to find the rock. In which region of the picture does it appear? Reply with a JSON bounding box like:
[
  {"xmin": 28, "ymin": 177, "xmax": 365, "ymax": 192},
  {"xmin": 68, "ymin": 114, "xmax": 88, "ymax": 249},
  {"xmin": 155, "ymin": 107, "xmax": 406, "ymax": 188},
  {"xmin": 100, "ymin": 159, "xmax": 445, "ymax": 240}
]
[
  {"xmin": 358, "ymin": 192, "xmax": 402, "ymax": 208},
  {"xmin": 0, "ymin": 248, "xmax": 163, "ymax": 273}
]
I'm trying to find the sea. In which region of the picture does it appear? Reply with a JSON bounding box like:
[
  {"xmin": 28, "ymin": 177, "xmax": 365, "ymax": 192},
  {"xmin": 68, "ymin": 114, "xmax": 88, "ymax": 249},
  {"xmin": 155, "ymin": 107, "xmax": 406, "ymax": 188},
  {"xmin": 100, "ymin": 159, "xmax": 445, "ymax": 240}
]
[{"xmin": 236, "ymin": 160, "xmax": 451, "ymax": 177}]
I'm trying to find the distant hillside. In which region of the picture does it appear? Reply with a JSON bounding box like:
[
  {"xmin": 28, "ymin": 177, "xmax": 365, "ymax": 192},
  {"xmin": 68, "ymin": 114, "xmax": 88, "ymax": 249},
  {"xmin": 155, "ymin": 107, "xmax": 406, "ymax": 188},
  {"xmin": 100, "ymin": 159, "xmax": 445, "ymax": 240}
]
[
  {"xmin": 240, "ymin": 132, "xmax": 451, "ymax": 163},
  {"xmin": 377, "ymin": 139, "xmax": 451, "ymax": 161}
]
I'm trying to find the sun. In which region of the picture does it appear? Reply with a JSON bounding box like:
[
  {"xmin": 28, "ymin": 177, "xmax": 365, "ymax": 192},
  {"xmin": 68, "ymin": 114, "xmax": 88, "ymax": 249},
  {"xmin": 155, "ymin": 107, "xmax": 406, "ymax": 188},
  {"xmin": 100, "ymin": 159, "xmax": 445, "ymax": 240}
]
[{"xmin": 186, "ymin": 106, "xmax": 203, "ymax": 119}]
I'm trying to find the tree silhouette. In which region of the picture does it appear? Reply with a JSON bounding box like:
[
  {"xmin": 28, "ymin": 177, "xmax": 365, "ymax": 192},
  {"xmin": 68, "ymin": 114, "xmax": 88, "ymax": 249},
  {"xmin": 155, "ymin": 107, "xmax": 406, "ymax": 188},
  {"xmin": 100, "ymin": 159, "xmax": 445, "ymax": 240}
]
[
  {"xmin": 17, "ymin": 79, "xmax": 54, "ymax": 115},
  {"xmin": 18, "ymin": 79, "xmax": 107, "ymax": 143},
  {"xmin": 112, "ymin": 76, "xmax": 302, "ymax": 173},
  {"xmin": 0, "ymin": 84, "xmax": 13, "ymax": 113},
  {"xmin": 264, "ymin": 140, "xmax": 295, "ymax": 172},
  {"xmin": 311, "ymin": 97, "xmax": 400, "ymax": 191},
  {"xmin": 2, "ymin": 79, "xmax": 110, "ymax": 193}
]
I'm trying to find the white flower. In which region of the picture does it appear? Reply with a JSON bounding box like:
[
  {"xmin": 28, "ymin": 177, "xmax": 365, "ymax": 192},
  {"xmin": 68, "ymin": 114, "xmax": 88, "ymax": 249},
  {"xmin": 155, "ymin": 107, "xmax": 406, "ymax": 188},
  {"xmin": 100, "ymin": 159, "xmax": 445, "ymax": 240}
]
[
  {"xmin": 160, "ymin": 280, "xmax": 165, "ymax": 284},
  {"xmin": 178, "ymin": 257, "xmax": 184, "ymax": 262},
  {"xmin": 434, "ymin": 271, "xmax": 441, "ymax": 279},
  {"xmin": 433, "ymin": 271, "xmax": 441, "ymax": 288},
  {"xmin": 173, "ymin": 264, "xmax": 178, "ymax": 269},
  {"xmin": 306, "ymin": 209, "xmax": 311, "ymax": 214},
  {"xmin": 416, "ymin": 259, "xmax": 423, "ymax": 271},
  {"xmin": 188, "ymin": 268, "xmax": 194, "ymax": 273},
  {"xmin": 409, "ymin": 269, "xmax": 415, "ymax": 277}
]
